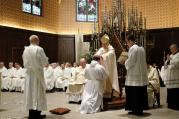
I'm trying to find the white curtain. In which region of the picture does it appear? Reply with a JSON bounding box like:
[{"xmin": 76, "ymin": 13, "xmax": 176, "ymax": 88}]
[{"xmin": 75, "ymin": 34, "xmax": 90, "ymax": 63}]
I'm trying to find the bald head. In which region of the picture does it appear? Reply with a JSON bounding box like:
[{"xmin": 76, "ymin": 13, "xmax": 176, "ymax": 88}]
[
  {"xmin": 80, "ymin": 58, "xmax": 86, "ymax": 63},
  {"xmin": 80, "ymin": 58, "xmax": 87, "ymax": 68},
  {"xmin": 29, "ymin": 35, "xmax": 40, "ymax": 45},
  {"xmin": 170, "ymin": 44, "xmax": 178, "ymax": 55}
]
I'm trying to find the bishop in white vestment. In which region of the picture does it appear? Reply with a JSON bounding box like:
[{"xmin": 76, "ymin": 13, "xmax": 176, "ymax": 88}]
[
  {"xmin": 95, "ymin": 34, "xmax": 119, "ymax": 98},
  {"xmin": 22, "ymin": 35, "xmax": 48, "ymax": 119},
  {"xmin": 80, "ymin": 55, "xmax": 108, "ymax": 114}
]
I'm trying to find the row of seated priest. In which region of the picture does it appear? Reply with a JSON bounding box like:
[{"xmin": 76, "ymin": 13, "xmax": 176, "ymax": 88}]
[
  {"xmin": 0, "ymin": 62, "xmax": 26, "ymax": 92},
  {"xmin": 44, "ymin": 62, "xmax": 77, "ymax": 92},
  {"xmin": 0, "ymin": 61, "xmax": 81, "ymax": 90},
  {"xmin": 0, "ymin": 61, "xmax": 87, "ymax": 103},
  {"xmin": 44, "ymin": 60, "xmax": 87, "ymax": 103}
]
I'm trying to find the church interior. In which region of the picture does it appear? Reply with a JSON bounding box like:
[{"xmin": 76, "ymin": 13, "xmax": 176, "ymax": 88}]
[{"xmin": 0, "ymin": 0, "xmax": 179, "ymax": 119}]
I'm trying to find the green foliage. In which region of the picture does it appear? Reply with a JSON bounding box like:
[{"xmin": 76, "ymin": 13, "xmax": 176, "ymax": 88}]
[{"xmin": 81, "ymin": 47, "xmax": 95, "ymax": 64}]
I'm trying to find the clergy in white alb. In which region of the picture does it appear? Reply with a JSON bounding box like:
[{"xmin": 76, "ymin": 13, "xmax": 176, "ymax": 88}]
[
  {"xmin": 52, "ymin": 63, "xmax": 62, "ymax": 88},
  {"xmin": 44, "ymin": 64, "xmax": 54, "ymax": 91},
  {"xmin": 0, "ymin": 62, "xmax": 8, "ymax": 90},
  {"xmin": 71, "ymin": 62, "xmax": 78, "ymax": 77},
  {"xmin": 148, "ymin": 64, "xmax": 160, "ymax": 93},
  {"xmin": 2, "ymin": 62, "xmax": 15, "ymax": 91},
  {"xmin": 52, "ymin": 63, "xmax": 59, "ymax": 83},
  {"xmin": 0, "ymin": 62, "xmax": 7, "ymax": 75},
  {"xmin": 147, "ymin": 64, "xmax": 160, "ymax": 107},
  {"xmin": 160, "ymin": 54, "xmax": 170, "ymax": 82},
  {"xmin": 63, "ymin": 63, "xmax": 72, "ymax": 90},
  {"xmin": 125, "ymin": 35, "xmax": 148, "ymax": 115},
  {"xmin": 79, "ymin": 55, "xmax": 108, "ymax": 114},
  {"xmin": 0, "ymin": 62, "xmax": 7, "ymax": 104},
  {"xmin": 11, "ymin": 63, "xmax": 26, "ymax": 92},
  {"xmin": 66, "ymin": 58, "xmax": 87, "ymax": 102},
  {"xmin": 55, "ymin": 64, "xmax": 66, "ymax": 90},
  {"xmin": 22, "ymin": 35, "xmax": 48, "ymax": 119},
  {"xmin": 165, "ymin": 44, "xmax": 179, "ymax": 110},
  {"xmin": 95, "ymin": 34, "xmax": 119, "ymax": 98}
]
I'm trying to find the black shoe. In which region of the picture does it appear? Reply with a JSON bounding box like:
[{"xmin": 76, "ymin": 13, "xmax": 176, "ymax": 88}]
[
  {"xmin": 128, "ymin": 111, "xmax": 135, "ymax": 115},
  {"xmin": 77, "ymin": 100, "xmax": 81, "ymax": 104},
  {"xmin": 28, "ymin": 117, "xmax": 35, "ymax": 119},
  {"xmin": 135, "ymin": 112, "xmax": 143, "ymax": 116},
  {"xmin": 64, "ymin": 87, "xmax": 67, "ymax": 92},
  {"xmin": 28, "ymin": 109, "xmax": 36, "ymax": 119},
  {"xmin": 28, "ymin": 115, "xmax": 36, "ymax": 119},
  {"xmin": 38, "ymin": 114, "xmax": 46, "ymax": 119},
  {"xmin": 128, "ymin": 111, "xmax": 143, "ymax": 116}
]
